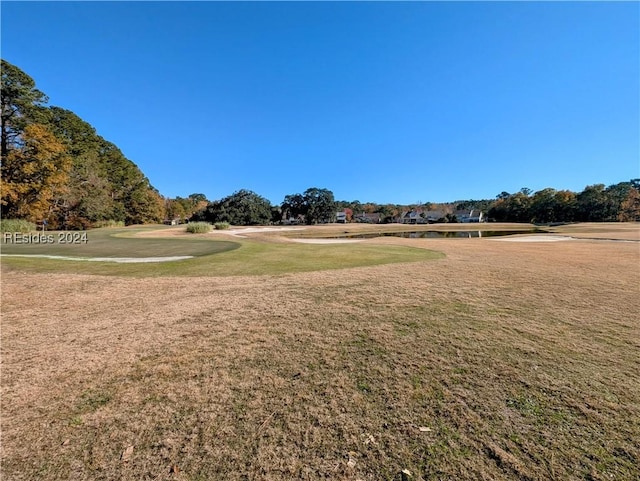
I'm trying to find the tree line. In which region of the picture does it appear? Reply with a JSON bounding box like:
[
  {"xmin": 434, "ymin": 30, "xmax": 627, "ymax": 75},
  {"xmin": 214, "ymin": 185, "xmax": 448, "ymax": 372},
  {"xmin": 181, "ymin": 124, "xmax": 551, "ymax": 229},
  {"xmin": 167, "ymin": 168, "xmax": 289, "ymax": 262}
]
[
  {"xmin": 486, "ymin": 182, "xmax": 640, "ymax": 223},
  {"xmin": 186, "ymin": 180, "xmax": 640, "ymax": 226},
  {"xmin": 191, "ymin": 187, "xmax": 338, "ymax": 225},
  {"xmin": 1, "ymin": 60, "xmax": 164, "ymax": 228},
  {"xmin": 2, "ymin": 60, "xmax": 638, "ymax": 229}
]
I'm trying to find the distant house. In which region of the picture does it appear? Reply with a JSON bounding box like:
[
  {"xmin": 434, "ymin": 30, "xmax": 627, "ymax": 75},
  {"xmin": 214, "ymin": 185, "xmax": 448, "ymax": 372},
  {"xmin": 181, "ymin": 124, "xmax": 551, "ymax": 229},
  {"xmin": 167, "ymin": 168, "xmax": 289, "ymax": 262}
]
[
  {"xmin": 399, "ymin": 209, "xmax": 448, "ymax": 224},
  {"xmin": 336, "ymin": 211, "xmax": 348, "ymax": 223},
  {"xmin": 423, "ymin": 210, "xmax": 446, "ymax": 223},
  {"xmin": 400, "ymin": 210, "xmax": 422, "ymax": 224},
  {"xmin": 354, "ymin": 212, "xmax": 382, "ymax": 224},
  {"xmin": 283, "ymin": 214, "xmax": 305, "ymax": 225},
  {"xmin": 454, "ymin": 210, "xmax": 485, "ymax": 223},
  {"xmin": 398, "ymin": 210, "xmax": 426, "ymax": 224}
]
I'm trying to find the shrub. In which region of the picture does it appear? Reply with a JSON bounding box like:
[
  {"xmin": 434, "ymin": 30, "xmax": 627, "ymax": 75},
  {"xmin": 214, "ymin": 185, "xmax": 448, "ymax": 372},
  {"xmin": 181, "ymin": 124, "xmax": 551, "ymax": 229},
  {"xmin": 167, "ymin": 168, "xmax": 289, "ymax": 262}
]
[
  {"xmin": 0, "ymin": 219, "xmax": 37, "ymax": 233},
  {"xmin": 214, "ymin": 222, "xmax": 230, "ymax": 230},
  {"xmin": 186, "ymin": 222, "xmax": 212, "ymax": 233},
  {"xmin": 93, "ymin": 220, "xmax": 125, "ymax": 228}
]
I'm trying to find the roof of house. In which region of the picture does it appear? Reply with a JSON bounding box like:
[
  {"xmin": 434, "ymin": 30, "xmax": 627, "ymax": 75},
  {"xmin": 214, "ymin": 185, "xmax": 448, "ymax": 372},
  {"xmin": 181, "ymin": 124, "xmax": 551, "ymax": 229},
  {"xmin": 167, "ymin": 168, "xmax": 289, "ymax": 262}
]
[
  {"xmin": 401, "ymin": 210, "xmax": 421, "ymax": 218},
  {"xmin": 454, "ymin": 209, "xmax": 484, "ymax": 218},
  {"xmin": 401, "ymin": 210, "xmax": 445, "ymax": 219},
  {"xmin": 423, "ymin": 210, "xmax": 446, "ymax": 219}
]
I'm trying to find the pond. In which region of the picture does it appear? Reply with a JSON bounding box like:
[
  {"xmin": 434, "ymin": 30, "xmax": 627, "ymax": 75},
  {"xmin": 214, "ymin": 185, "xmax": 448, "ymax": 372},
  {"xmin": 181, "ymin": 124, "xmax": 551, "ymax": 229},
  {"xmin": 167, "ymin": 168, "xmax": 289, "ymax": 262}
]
[{"xmin": 333, "ymin": 230, "xmax": 541, "ymax": 239}]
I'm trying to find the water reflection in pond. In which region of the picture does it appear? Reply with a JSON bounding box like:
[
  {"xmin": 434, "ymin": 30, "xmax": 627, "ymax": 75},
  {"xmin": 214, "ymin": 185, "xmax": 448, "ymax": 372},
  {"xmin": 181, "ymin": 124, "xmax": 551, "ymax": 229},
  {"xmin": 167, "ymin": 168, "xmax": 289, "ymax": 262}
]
[{"xmin": 335, "ymin": 230, "xmax": 540, "ymax": 239}]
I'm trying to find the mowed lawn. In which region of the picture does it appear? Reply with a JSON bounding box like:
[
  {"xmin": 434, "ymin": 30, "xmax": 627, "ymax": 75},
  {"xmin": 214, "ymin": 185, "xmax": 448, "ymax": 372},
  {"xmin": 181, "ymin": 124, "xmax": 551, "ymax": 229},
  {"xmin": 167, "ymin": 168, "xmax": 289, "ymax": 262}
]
[
  {"xmin": 0, "ymin": 226, "xmax": 442, "ymax": 276},
  {"xmin": 0, "ymin": 226, "xmax": 240, "ymax": 258},
  {"xmin": 1, "ymin": 225, "xmax": 639, "ymax": 480}
]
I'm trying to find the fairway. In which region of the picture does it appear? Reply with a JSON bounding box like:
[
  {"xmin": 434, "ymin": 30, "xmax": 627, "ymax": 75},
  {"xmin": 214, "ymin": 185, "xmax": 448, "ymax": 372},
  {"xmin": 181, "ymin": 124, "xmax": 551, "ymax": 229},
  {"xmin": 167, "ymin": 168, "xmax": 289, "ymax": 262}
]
[
  {"xmin": 0, "ymin": 225, "xmax": 443, "ymax": 276},
  {"xmin": 1, "ymin": 224, "xmax": 639, "ymax": 480}
]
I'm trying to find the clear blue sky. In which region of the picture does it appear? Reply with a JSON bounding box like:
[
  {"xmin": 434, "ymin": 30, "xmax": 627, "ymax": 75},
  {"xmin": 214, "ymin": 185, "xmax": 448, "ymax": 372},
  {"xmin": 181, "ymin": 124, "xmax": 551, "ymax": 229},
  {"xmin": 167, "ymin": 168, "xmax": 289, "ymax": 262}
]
[{"xmin": 2, "ymin": 1, "xmax": 638, "ymax": 204}]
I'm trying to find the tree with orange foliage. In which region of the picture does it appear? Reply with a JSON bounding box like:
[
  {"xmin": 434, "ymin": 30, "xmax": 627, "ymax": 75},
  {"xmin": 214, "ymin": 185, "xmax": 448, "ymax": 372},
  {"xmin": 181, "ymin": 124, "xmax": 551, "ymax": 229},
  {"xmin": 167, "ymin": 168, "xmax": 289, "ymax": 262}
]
[
  {"xmin": 1, "ymin": 123, "xmax": 71, "ymax": 223},
  {"xmin": 619, "ymin": 187, "xmax": 640, "ymax": 221}
]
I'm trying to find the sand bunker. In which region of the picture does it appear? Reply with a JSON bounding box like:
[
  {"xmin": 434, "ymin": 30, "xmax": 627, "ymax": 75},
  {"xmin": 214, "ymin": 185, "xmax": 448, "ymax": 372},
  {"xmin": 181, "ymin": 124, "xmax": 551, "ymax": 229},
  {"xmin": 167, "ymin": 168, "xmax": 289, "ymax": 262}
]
[
  {"xmin": 1, "ymin": 254, "xmax": 194, "ymax": 263},
  {"xmin": 492, "ymin": 235, "xmax": 574, "ymax": 242},
  {"xmin": 290, "ymin": 238, "xmax": 365, "ymax": 244},
  {"xmin": 216, "ymin": 226, "xmax": 365, "ymax": 243},
  {"xmin": 220, "ymin": 227, "xmax": 305, "ymax": 237}
]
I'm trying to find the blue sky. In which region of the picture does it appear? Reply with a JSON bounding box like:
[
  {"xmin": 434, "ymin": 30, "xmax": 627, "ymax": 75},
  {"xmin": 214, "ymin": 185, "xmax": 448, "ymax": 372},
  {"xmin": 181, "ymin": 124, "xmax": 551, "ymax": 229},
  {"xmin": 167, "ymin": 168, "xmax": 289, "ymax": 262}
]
[{"xmin": 2, "ymin": 1, "xmax": 638, "ymax": 204}]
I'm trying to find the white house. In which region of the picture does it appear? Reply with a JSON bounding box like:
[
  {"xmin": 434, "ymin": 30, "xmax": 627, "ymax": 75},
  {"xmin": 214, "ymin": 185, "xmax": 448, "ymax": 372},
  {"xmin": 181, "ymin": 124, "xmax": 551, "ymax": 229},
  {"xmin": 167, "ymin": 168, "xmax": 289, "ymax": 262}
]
[
  {"xmin": 400, "ymin": 210, "xmax": 445, "ymax": 224},
  {"xmin": 455, "ymin": 210, "xmax": 485, "ymax": 223}
]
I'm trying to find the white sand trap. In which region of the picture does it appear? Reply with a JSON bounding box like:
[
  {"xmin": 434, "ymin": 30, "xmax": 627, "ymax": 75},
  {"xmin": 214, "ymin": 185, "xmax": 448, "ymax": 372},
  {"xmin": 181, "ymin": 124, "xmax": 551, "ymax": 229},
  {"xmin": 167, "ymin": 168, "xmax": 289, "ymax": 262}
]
[
  {"xmin": 1, "ymin": 254, "xmax": 193, "ymax": 263},
  {"xmin": 290, "ymin": 238, "xmax": 365, "ymax": 244},
  {"xmin": 492, "ymin": 235, "xmax": 574, "ymax": 242},
  {"xmin": 220, "ymin": 227, "xmax": 305, "ymax": 237}
]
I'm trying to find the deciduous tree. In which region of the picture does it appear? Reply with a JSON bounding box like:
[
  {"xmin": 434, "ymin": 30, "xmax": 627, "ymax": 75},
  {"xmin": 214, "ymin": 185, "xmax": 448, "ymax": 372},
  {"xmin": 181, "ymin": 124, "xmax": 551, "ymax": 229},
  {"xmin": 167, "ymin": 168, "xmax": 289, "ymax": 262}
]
[
  {"xmin": 282, "ymin": 193, "xmax": 306, "ymax": 220},
  {"xmin": 302, "ymin": 187, "xmax": 336, "ymax": 224},
  {"xmin": 1, "ymin": 59, "xmax": 48, "ymax": 159},
  {"xmin": 1, "ymin": 123, "xmax": 71, "ymax": 223},
  {"xmin": 201, "ymin": 190, "xmax": 272, "ymax": 225},
  {"xmin": 619, "ymin": 187, "xmax": 640, "ymax": 221}
]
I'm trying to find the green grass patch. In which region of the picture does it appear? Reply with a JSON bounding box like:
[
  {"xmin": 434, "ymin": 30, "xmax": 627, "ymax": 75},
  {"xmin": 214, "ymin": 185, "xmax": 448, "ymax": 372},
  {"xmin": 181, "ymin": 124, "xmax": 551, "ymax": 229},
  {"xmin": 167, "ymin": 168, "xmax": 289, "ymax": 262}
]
[
  {"xmin": 506, "ymin": 393, "xmax": 545, "ymax": 418},
  {"xmin": 214, "ymin": 222, "xmax": 230, "ymax": 230},
  {"xmin": 1, "ymin": 226, "xmax": 237, "ymax": 258},
  {"xmin": 1, "ymin": 227, "xmax": 444, "ymax": 276},
  {"xmin": 92, "ymin": 219, "xmax": 125, "ymax": 228},
  {"xmin": 186, "ymin": 222, "xmax": 212, "ymax": 233},
  {"xmin": 1, "ymin": 219, "xmax": 37, "ymax": 233},
  {"xmin": 76, "ymin": 390, "xmax": 113, "ymax": 413}
]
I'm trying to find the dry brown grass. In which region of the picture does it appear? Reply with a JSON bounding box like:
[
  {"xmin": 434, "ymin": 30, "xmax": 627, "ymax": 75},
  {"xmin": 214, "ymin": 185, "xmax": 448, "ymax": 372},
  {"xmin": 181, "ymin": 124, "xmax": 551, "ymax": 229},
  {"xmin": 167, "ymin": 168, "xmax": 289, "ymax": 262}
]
[
  {"xmin": 549, "ymin": 222, "xmax": 640, "ymax": 240},
  {"xmin": 2, "ymin": 225, "xmax": 639, "ymax": 480}
]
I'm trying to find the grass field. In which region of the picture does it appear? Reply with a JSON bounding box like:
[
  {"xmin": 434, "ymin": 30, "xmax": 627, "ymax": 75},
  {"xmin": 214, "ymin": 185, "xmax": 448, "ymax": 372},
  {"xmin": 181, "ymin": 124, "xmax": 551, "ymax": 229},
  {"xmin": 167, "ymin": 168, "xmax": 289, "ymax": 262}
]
[
  {"xmin": 0, "ymin": 226, "xmax": 442, "ymax": 276},
  {"xmin": 1, "ymin": 223, "xmax": 639, "ymax": 480}
]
